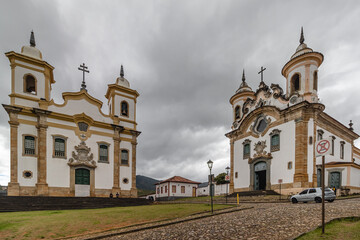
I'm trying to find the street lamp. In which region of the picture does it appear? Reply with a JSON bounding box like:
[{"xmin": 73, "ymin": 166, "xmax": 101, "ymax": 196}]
[
  {"xmin": 225, "ymin": 166, "xmax": 230, "ymax": 204},
  {"xmin": 207, "ymin": 160, "xmax": 214, "ymax": 214}
]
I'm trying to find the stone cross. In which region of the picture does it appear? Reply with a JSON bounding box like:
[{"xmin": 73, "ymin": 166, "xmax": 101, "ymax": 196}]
[
  {"xmin": 258, "ymin": 66, "xmax": 266, "ymax": 82},
  {"xmin": 78, "ymin": 63, "xmax": 89, "ymax": 91}
]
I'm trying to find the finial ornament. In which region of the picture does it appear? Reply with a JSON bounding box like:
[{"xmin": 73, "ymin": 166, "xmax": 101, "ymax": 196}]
[
  {"xmin": 242, "ymin": 69, "xmax": 246, "ymax": 82},
  {"xmin": 349, "ymin": 120, "xmax": 354, "ymax": 131},
  {"xmin": 120, "ymin": 65, "xmax": 124, "ymax": 78},
  {"xmin": 78, "ymin": 63, "xmax": 89, "ymax": 91},
  {"xmin": 30, "ymin": 30, "xmax": 36, "ymax": 47},
  {"xmin": 300, "ymin": 27, "xmax": 305, "ymax": 44}
]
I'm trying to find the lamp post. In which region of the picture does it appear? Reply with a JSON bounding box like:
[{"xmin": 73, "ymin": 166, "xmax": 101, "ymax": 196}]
[
  {"xmin": 225, "ymin": 166, "xmax": 230, "ymax": 204},
  {"xmin": 207, "ymin": 159, "xmax": 213, "ymax": 214}
]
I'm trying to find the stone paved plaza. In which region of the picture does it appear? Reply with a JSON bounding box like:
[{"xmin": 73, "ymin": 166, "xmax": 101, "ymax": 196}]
[{"xmin": 107, "ymin": 198, "xmax": 360, "ymax": 240}]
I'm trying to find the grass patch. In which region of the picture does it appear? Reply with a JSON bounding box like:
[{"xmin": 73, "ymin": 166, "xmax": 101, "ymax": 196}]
[
  {"xmin": 297, "ymin": 217, "xmax": 360, "ymax": 240},
  {"xmin": 0, "ymin": 203, "xmax": 230, "ymax": 239}
]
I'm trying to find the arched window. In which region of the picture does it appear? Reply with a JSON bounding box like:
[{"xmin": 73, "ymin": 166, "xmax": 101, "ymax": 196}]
[
  {"xmin": 243, "ymin": 144, "xmax": 250, "ymax": 159},
  {"xmin": 331, "ymin": 136, "xmax": 335, "ymax": 156},
  {"xmin": 291, "ymin": 73, "xmax": 300, "ymax": 93},
  {"xmin": 243, "ymin": 139, "xmax": 251, "ymax": 159},
  {"xmin": 24, "ymin": 135, "xmax": 36, "ymax": 155},
  {"xmin": 270, "ymin": 129, "xmax": 281, "ymax": 152},
  {"xmin": 121, "ymin": 149, "xmax": 129, "ymax": 165},
  {"xmin": 271, "ymin": 134, "xmax": 280, "ymax": 151},
  {"xmin": 287, "ymin": 162, "xmax": 293, "ymax": 170},
  {"xmin": 121, "ymin": 101, "xmax": 129, "ymax": 117},
  {"xmin": 99, "ymin": 144, "xmax": 109, "ymax": 162},
  {"xmin": 313, "ymin": 71, "xmax": 318, "ymax": 91},
  {"xmin": 340, "ymin": 141, "xmax": 345, "ymax": 159},
  {"xmin": 24, "ymin": 75, "xmax": 36, "ymax": 94},
  {"xmin": 235, "ymin": 106, "xmax": 240, "ymax": 120}
]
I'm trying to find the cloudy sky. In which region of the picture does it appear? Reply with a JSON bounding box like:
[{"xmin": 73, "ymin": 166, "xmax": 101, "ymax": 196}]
[{"xmin": 1, "ymin": 0, "xmax": 360, "ymax": 185}]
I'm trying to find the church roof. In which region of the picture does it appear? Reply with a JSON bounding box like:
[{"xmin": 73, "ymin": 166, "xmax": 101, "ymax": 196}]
[{"xmin": 155, "ymin": 176, "xmax": 201, "ymax": 185}]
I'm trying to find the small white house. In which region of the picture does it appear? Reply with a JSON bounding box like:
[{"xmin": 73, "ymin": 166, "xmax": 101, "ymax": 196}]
[{"xmin": 155, "ymin": 176, "xmax": 200, "ymax": 200}]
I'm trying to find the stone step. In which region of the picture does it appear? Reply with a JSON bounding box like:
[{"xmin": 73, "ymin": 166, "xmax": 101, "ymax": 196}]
[{"xmin": 227, "ymin": 190, "xmax": 280, "ymax": 197}]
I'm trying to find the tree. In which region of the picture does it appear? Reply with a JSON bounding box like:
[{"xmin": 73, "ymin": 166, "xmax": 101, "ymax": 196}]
[{"xmin": 214, "ymin": 172, "xmax": 227, "ymax": 185}]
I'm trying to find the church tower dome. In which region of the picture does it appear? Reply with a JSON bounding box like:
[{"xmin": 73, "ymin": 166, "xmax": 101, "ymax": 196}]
[
  {"xmin": 281, "ymin": 27, "xmax": 323, "ymax": 103},
  {"xmin": 21, "ymin": 31, "xmax": 43, "ymax": 60},
  {"xmin": 230, "ymin": 70, "xmax": 255, "ymax": 128},
  {"xmin": 115, "ymin": 65, "xmax": 130, "ymax": 88}
]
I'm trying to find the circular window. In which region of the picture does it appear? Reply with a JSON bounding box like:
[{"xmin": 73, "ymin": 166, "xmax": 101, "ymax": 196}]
[
  {"xmin": 23, "ymin": 171, "xmax": 32, "ymax": 178},
  {"xmin": 123, "ymin": 178, "xmax": 129, "ymax": 184}
]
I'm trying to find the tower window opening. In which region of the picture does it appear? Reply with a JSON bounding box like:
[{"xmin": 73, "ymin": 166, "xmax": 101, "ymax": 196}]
[
  {"xmin": 291, "ymin": 74, "xmax": 300, "ymax": 93},
  {"xmin": 24, "ymin": 75, "xmax": 36, "ymax": 94},
  {"xmin": 121, "ymin": 101, "xmax": 129, "ymax": 117},
  {"xmin": 235, "ymin": 106, "xmax": 240, "ymax": 120},
  {"xmin": 313, "ymin": 71, "xmax": 318, "ymax": 91}
]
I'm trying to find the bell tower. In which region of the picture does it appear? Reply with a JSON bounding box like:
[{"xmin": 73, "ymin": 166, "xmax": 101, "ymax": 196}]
[
  {"xmin": 5, "ymin": 31, "xmax": 55, "ymax": 108},
  {"xmin": 105, "ymin": 65, "xmax": 139, "ymax": 128},
  {"xmin": 281, "ymin": 28, "xmax": 324, "ymax": 103}
]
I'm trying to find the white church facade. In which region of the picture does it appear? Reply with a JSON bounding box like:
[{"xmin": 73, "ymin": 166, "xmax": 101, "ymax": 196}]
[
  {"xmin": 3, "ymin": 32, "xmax": 140, "ymax": 197},
  {"xmin": 226, "ymin": 29, "xmax": 360, "ymax": 195}
]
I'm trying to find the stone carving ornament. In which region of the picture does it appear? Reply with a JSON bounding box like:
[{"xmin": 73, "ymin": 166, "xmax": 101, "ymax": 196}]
[
  {"xmin": 254, "ymin": 141, "xmax": 267, "ymax": 155},
  {"xmin": 68, "ymin": 141, "xmax": 97, "ymax": 168},
  {"xmin": 248, "ymin": 140, "xmax": 272, "ymax": 164}
]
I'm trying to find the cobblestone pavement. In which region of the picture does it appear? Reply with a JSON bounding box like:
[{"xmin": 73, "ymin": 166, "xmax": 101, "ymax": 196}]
[{"xmin": 106, "ymin": 198, "xmax": 360, "ymax": 240}]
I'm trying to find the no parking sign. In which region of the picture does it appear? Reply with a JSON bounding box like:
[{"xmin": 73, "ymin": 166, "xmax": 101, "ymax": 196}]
[{"xmin": 315, "ymin": 138, "xmax": 332, "ymax": 157}]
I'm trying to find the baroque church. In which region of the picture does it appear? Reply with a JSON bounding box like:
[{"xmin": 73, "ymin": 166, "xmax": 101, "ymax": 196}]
[
  {"xmin": 3, "ymin": 32, "xmax": 140, "ymax": 197},
  {"xmin": 226, "ymin": 29, "xmax": 360, "ymax": 195}
]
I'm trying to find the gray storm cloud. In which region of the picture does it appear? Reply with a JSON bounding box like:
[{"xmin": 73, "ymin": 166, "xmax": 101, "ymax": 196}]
[{"xmin": 1, "ymin": 0, "xmax": 360, "ymax": 184}]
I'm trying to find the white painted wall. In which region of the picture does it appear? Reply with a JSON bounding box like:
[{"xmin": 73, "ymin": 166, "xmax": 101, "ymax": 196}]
[
  {"xmin": 350, "ymin": 167, "xmax": 360, "ymax": 188},
  {"xmin": 14, "ymin": 61, "xmax": 45, "ymax": 100},
  {"xmin": 17, "ymin": 124, "xmax": 38, "ymax": 186},
  {"xmin": 48, "ymin": 99, "xmax": 112, "ymax": 124},
  {"xmin": 233, "ymin": 120, "xmax": 296, "ymax": 189},
  {"xmin": 114, "ymin": 94, "xmax": 135, "ymax": 122}
]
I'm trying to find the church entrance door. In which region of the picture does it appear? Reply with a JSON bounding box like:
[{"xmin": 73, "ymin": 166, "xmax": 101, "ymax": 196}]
[
  {"xmin": 254, "ymin": 162, "xmax": 267, "ymax": 190},
  {"xmin": 329, "ymin": 172, "xmax": 341, "ymax": 189},
  {"xmin": 75, "ymin": 168, "xmax": 90, "ymax": 197}
]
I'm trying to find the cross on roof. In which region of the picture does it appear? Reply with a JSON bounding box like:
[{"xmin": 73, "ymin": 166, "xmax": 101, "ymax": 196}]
[
  {"xmin": 258, "ymin": 66, "xmax": 266, "ymax": 82},
  {"xmin": 78, "ymin": 63, "xmax": 89, "ymax": 91}
]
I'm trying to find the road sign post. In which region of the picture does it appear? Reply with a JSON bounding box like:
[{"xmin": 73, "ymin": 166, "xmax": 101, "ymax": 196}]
[{"xmin": 315, "ymin": 138, "xmax": 332, "ymax": 235}]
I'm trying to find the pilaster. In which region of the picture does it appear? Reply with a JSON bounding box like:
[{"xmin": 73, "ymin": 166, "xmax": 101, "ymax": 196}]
[
  {"xmin": 229, "ymin": 139, "xmax": 234, "ymax": 194},
  {"xmin": 33, "ymin": 108, "xmax": 51, "ymax": 196},
  {"xmin": 3, "ymin": 104, "xmax": 22, "ymax": 196},
  {"xmin": 111, "ymin": 124, "xmax": 123, "ymax": 194},
  {"xmin": 130, "ymin": 130, "xmax": 141, "ymax": 198},
  {"xmin": 293, "ymin": 117, "xmax": 309, "ymax": 187}
]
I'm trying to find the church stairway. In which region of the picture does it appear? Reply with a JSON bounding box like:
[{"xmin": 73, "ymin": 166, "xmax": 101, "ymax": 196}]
[{"xmin": 227, "ymin": 190, "xmax": 280, "ymax": 197}]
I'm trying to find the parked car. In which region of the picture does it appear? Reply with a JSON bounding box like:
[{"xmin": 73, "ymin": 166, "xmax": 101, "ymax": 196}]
[{"xmin": 290, "ymin": 187, "xmax": 336, "ymax": 203}]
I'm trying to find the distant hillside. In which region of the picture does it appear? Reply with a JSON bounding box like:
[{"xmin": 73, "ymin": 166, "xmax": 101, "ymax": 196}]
[{"xmin": 136, "ymin": 175, "xmax": 160, "ymax": 191}]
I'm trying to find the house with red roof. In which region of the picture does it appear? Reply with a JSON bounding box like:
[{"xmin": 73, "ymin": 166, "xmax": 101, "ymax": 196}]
[{"xmin": 155, "ymin": 176, "xmax": 200, "ymax": 200}]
